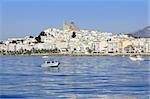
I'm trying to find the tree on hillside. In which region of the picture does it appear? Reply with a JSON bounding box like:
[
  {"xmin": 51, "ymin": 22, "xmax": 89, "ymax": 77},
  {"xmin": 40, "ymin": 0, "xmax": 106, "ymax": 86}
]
[
  {"xmin": 29, "ymin": 36, "xmax": 34, "ymax": 38},
  {"xmin": 11, "ymin": 40, "xmax": 17, "ymax": 44},
  {"xmin": 72, "ymin": 32, "xmax": 76, "ymax": 38},
  {"xmin": 39, "ymin": 31, "xmax": 47, "ymax": 36},
  {"xmin": 35, "ymin": 36, "xmax": 41, "ymax": 42}
]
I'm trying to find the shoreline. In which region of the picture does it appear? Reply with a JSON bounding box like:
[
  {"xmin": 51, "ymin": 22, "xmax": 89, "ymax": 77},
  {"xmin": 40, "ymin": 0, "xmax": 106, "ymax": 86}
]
[{"xmin": 0, "ymin": 53, "xmax": 150, "ymax": 56}]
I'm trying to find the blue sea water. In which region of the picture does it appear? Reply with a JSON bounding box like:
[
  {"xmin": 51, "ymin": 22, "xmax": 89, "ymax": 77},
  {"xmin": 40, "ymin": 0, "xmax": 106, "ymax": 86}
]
[{"xmin": 0, "ymin": 56, "xmax": 149, "ymax": 99}]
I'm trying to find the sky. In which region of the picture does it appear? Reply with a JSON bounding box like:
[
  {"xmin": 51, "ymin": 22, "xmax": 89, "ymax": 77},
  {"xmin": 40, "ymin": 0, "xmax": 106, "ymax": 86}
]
[{"xmin": 0, "ymin": 0, "xmax": 149, "ymax": 40}]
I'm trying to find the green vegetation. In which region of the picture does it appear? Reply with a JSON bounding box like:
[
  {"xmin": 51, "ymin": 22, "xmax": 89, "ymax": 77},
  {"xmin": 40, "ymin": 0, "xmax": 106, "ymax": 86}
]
[{"xmin": 0, "ymin": 50, "xmax": 149, "ymax": 56}]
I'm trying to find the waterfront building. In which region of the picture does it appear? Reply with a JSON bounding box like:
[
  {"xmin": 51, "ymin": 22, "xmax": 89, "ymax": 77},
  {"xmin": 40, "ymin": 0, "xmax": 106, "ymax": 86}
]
[{"xmin": 0, "ymin": 22, "xmax": 150, "ymax": 55}]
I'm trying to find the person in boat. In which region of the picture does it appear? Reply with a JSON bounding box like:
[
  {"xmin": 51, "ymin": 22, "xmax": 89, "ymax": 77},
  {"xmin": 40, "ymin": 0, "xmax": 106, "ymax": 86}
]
[{"xmin": 46, "ymin": 60, "xmax": 56, "ymax": 64}]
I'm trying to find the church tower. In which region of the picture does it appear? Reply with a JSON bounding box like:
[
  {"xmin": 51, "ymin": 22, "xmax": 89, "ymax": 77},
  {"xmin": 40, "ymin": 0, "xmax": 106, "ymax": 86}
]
[{"xmin": 63, "ymin": 21, "xmax": 78, "ymax": 31}]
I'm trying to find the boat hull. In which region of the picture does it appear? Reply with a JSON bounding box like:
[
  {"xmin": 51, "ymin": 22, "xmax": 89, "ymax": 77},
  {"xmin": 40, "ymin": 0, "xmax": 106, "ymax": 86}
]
[
  {"xmin": 129, "ymin": 57, "xmax": 144, "ymax": 61},
  {"xmin": 41, "ymin": 62, "xmax": 60, "ymax": 68},
  {"xmin": 42, "ymin": 56, "xmax": 48, "ymax": 59}
]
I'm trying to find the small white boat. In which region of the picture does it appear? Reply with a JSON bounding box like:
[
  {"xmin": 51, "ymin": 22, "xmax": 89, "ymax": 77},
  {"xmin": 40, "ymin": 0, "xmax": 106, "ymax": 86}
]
[
  {"xmin": 129, "ymin": 56, "xmax": 144, "ymax": 61},
  {"xmin": 42, "ymin": 56, "xmax": 48, "ymax": 59},
  {"xmin": 41, "ymin": 61, "xmax": 60, "ymax": 68},
  {"xmin": 122, "ymin": 55, "xmax": 125, "ymax": 57}
]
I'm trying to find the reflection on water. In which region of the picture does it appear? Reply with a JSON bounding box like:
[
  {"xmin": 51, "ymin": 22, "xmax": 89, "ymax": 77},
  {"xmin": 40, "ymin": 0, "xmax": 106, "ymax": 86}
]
[{"xmin": 0, "ymin": 56, "xmax": 149, "ymax": 99}]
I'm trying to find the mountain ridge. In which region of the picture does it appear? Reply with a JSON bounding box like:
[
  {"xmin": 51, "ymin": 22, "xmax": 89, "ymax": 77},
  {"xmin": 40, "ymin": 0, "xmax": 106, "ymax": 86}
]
[{"xmin": 128, "ymin": 26, "xmax": 150, "ymax": 38}]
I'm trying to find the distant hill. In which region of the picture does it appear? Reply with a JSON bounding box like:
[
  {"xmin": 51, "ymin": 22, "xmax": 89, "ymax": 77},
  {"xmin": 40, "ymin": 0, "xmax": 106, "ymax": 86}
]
[{"xmin": 127, "ymin": 26, "xmax": 150, "ymax": 38}]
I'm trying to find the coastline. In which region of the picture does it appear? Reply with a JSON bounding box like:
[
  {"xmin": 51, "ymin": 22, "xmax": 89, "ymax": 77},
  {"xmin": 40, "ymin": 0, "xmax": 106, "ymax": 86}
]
[{"xmin": 0, "ymin": 53, "xmax": 150, "ymax": 56}]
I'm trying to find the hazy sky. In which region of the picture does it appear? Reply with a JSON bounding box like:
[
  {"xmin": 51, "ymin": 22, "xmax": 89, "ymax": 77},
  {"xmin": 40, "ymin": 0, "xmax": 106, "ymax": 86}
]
[{"xmin": 0, "ymin": 0, "xmax": 149, "ymax": 40}]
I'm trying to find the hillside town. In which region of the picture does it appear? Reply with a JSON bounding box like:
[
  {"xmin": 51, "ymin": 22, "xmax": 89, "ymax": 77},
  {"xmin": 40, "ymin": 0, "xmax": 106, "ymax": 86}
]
[{"xmin": 0, "ymin": 21, "xmax": 150, "ymax": 55}]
